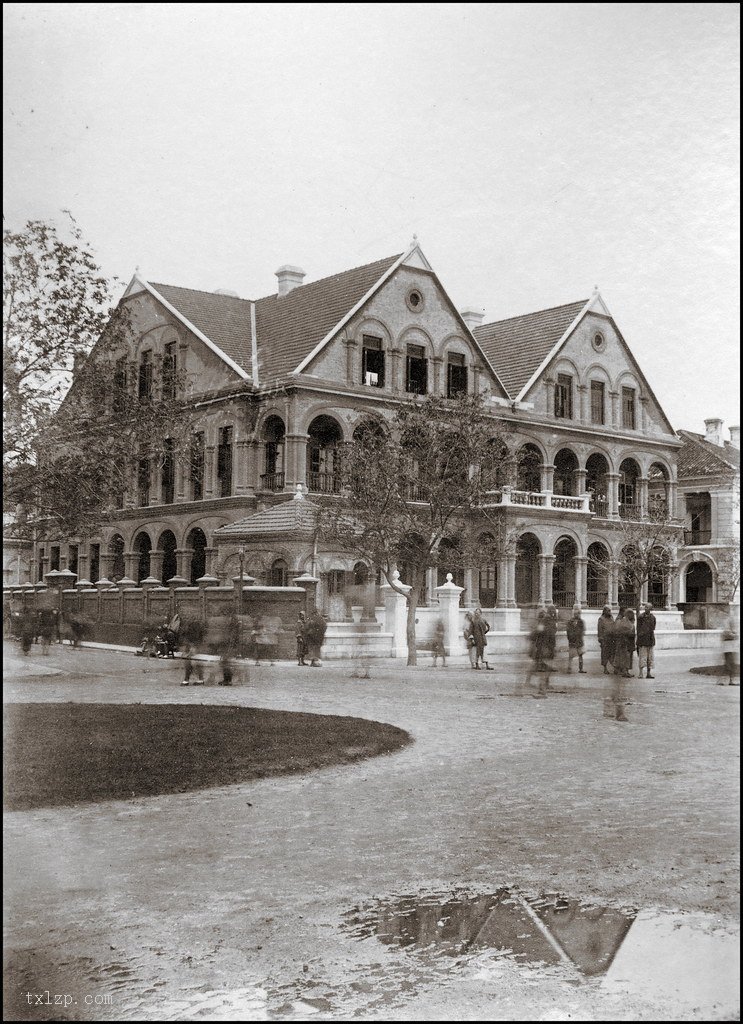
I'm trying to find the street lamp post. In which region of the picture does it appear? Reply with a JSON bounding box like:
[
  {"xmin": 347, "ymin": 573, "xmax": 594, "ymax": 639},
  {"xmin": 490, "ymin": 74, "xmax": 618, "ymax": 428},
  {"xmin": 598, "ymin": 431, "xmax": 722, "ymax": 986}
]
[{"xmin": 238, "ymin": 546, "xmax": 245, "ymax": 616}]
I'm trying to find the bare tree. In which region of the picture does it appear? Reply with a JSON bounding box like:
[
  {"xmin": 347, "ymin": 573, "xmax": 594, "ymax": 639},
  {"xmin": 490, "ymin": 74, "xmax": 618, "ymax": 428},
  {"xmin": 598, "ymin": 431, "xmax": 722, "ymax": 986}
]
[{"xmin": 323, "ymin": 393, "xmax": 511, "ymax": 665}]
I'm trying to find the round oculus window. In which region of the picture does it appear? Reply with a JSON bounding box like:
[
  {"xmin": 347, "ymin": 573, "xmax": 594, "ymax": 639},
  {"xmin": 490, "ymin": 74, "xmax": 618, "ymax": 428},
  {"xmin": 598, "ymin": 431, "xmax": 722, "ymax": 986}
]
[
  {"xmin": 406, "ymin": 289, "xmax": 424, "ymax": 312},
  {"xmin": 592, "ymin": 332, "xmax": 606, "ymax": 352}
]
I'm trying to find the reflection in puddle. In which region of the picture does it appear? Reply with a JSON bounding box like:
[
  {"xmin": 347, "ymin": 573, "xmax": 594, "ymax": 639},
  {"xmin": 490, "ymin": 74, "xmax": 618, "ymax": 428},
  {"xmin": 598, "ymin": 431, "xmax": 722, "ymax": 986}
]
[{"xmin": 344, "ymin": 889, "xmax": 635, "ymax": 977}]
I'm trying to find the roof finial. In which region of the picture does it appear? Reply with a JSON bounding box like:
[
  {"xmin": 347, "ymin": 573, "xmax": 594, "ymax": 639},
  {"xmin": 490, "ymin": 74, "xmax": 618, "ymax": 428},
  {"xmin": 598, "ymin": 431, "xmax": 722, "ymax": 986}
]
[
  {"xmin": 294, "ymin": 483, "xmax": 304, "ymax": 500},
  {"xmin": 411, "ymin": 233, "xmax": 418, "ymax": 247},
  {"xmin": 592, "ymin": 284, "xmax": 599, "ymax": 296}
]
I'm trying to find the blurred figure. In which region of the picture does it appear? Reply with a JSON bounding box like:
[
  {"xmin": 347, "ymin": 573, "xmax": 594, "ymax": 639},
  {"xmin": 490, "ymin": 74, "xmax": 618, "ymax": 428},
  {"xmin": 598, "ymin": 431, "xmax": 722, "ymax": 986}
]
[
  {"xmin": 38, "ymin": 607, "xmax": 56, "ymax": 655},
  {"xmin": 253, "ymin": 614, "xmax": 274, "ymax": 666},
  {"xmin": 597, "ymin": 606, "xmax": 615, "ymax": 675},
  {"xmin": 566, "ymin": 606, "xmax": 587, "ymax": 674},
  {"xmin": 296, "ymin": 611, "xmax": 308, "ymax": 666},
  {"xmin": 636, "ymin": 603, "xmax": 656, "ymax": 679},
  {"xmin": 613, "ymin": 609, "xmax": 636, "ymax": 678},
  {"xmin": 218, "ymin": 614, "xmax": 242, "ymax": 684},
  {"xmin": 463, "ymin": 612, "xmax": 477, "ymax": 668},
  {"xmin": 721, "ymin": 617, "xmax": 739, "ymax": 685},
  {"xmin": 19, "ymin": 610, "xmax": 35, "ymax": 656},
  {"xmin": 432, "ymin": 616, "xmax": 446, "ymax": 668},
  {"xmin": 526, "ymin": 610, "xmax": 552, "ymax": 697},
  {"xmin": 180, "ymin": 619, "xmax": 206, "ymax": 685},
  {"xmin": 304, "ymin": 610, "xmax": 327, "ymax": 667}
]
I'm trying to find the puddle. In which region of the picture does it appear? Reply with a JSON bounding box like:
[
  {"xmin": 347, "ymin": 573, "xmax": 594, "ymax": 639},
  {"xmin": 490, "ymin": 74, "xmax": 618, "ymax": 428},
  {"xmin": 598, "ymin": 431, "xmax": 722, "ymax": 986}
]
[
  {"xmin": 344, "ymin": 889, "xmax": 634, "ymax": 977},
  {"xmin": 343, "ymin": 889, "xmax": 740, "ymax": 1016}
]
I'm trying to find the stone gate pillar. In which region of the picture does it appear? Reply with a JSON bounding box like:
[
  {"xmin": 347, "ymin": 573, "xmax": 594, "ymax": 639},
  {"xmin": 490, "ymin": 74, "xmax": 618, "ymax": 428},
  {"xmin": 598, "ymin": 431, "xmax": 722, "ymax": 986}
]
[
  {"xmin": 381, "ymin": 570, "xmax": 411, "ymax": 659},
  {"xmin": 435, "ymin": 573, "xmax": 465, "ymax": 657}
]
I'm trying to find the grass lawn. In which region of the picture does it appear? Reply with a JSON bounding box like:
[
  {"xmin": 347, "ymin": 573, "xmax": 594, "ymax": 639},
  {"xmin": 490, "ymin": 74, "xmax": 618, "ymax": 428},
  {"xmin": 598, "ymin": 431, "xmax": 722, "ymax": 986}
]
[{"xmin": 3, "ymin": 703, "xmax": 411, "ymax": 810}]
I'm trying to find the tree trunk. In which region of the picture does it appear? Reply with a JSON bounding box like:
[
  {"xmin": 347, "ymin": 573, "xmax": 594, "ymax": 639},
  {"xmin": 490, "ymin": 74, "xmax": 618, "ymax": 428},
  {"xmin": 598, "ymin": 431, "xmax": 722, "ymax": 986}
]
[{"xmin": 405, "ymin": 572, "xmax": 421, "ymax": 667}]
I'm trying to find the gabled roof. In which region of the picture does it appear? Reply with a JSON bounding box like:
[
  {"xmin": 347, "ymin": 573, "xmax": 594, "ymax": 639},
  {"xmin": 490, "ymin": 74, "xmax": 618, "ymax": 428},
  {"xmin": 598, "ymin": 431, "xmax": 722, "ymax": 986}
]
[
  {"xmin": 473, "ymin": 300, "xmax": 588, "ymax": 398},
  {"xmin": 215, "ymin": 494, "xmax": 320, "ymax": 538},
  {"xmin": 254, "ymin": 254, "xmax": 402, "ymax": 382},
  {"xmin": 677, "ymin": 430, "xmax": 740, "ymax": 479},
  {"xmin": 151, "ymin": 283, "xmax": 254, "ymax": 377}
]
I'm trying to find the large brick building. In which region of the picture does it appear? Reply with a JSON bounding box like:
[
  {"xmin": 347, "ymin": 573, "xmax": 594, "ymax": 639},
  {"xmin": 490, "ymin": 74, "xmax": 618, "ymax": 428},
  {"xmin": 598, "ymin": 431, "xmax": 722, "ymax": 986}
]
[{"xmin": 33, "ymin": 240, "xmax": 690, "ymax": 624}]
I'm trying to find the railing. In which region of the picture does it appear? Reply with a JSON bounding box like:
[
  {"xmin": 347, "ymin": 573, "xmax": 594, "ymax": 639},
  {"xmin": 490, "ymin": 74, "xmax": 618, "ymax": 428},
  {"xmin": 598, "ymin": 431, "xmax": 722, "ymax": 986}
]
[
  {"xmin": 648, "ymin": 593, "xmax": 667, "ymax": 610},
  {"xmin": 260, "ymin": 472, "xmax": 285, "ymax": 492},
  {"xmin": 586, "ymin": 591, "xmax": 609, "ymax": 609},
  {"xmin": 511, "ymin": 489, "xmax": 547, "ymax": 507},
  {"xmin": 618, "ymin": 591, "xmax": 638, "ymax": 609},
  {"xmin": 684, "ymin": 530, "xmax": 711, "ymax": 545},
  {"xmin": 551, "ymin": 495, "xmax": 584, "ymax": 510},
  {"xmin": 619, "ymin": 503, "xmax": 643, "ymax": 521},
  {"xmin": 404, "ymin": 483, "xmax": 428, "ymax": 501},
  {"xmin": 590, "ymin": 496, "xmax": 609, "ymax": 517},
  {"xmin": 553, "ymin": 590, "xmax": 576, "ymax": 609},
  {"xmin": 307, "ymin": 471, "xmax": 341, "ymax": 495}
]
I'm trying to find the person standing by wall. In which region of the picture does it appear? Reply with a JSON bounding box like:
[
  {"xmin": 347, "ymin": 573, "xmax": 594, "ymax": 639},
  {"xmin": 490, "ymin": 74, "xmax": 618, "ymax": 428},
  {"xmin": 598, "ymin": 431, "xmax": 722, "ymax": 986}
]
[
  {"xmin": 296, "ymin": 611, "xmax": 308, "ymax": 666},
  {"xmin": 304, "ymin": 610, "xmax": 327, "ymax": 667},
  {"xmin": 470, "ymin": 608, "xmax": 492, "ymax": 670},
  {"xmin": 636, "ymin": 603, "xmax": 657, "ymax": 679},
  {"xmin": 463, "ymin": 612, "xmax": 477, "ymax": 669},
  {"xmin": 432, "ymin": 615, "xmax": 446, "ymax": 668}
]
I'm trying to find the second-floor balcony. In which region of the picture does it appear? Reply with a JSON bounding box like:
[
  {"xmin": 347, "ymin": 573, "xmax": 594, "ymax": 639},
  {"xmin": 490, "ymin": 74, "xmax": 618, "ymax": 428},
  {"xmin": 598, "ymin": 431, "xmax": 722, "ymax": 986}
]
[
  {"xmin": 684, "ymin": 529, "xmax": 712, "ymax": 545},
  {"xmin": 482, "ymin": 488, "xmax": 591, "ymax": 512},
  {"xmin": 260, "ymin": 472, "xmax": 285, "ymax": 492},
  {"xmin": 307, "ymin": 471, "xmax": 342, "ymax": 495}
]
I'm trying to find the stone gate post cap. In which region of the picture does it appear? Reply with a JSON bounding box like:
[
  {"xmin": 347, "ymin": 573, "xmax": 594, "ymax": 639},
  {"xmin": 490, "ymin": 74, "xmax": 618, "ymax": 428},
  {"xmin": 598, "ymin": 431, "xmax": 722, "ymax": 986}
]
[
  {"xmin": 95, "ymin": 577, "xmax": 114, "ymax": 589},
  {"xmin": 293, "ymin": 573, "xmax": 319, "ymax": 583},
  {"xmin": 232, "ymin": 574, "xmax": 257, "ymax": 587}
]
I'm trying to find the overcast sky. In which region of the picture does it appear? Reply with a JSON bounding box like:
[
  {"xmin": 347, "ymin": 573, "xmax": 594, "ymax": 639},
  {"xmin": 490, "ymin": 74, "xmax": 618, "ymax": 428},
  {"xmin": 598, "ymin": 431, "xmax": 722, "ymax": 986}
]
[{"xmin": 3, "ymin": 3, "xmax": 739, "ymax": 435}]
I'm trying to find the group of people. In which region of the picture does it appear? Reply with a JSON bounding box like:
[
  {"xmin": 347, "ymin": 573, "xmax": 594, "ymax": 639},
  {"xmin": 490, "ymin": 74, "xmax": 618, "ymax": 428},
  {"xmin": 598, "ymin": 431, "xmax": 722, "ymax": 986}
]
[
  {"xmin": 8, "ymin": 606, "xmax": 91, "ymax": 655},
  {"xmin": 295, "ymin": 610, "xmax": 328, "ymax": 667},
  {"xmin": 598, "ymin": 604, "xmax": 657, "ymax": 679}
]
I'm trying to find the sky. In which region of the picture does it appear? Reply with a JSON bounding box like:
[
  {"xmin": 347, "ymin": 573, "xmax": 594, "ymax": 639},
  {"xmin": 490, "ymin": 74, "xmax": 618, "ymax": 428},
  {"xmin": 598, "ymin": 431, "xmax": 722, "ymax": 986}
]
[{"xmin": 3, "ymin": 2, "xmax": 740, "ymax": 436}]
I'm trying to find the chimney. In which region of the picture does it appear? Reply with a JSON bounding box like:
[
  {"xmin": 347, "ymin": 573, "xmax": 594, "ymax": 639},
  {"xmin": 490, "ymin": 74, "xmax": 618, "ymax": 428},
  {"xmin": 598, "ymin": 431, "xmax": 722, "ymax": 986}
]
[
  {"xmin": 704, "ymin": 417, "xmax": 724, "ymax": 447},
  {"xmin": 730, "ymin": 425, "xmax": 740, "ymax": 449},
  {"xmin": 460, "ymin": 306, "xmax": 485, "ymax": 331},
  {"xmin": 275, "ymin": 265, "xmax": 306, "ymax": 297}
]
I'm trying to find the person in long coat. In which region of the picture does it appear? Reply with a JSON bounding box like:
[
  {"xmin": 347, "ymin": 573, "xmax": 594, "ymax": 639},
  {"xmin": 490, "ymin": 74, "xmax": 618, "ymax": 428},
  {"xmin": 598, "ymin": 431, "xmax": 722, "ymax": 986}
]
[
  {"xmin": 566, "ymin": 607, "xmax": 587, "ymax": 673},
  {"xmin": 470, "ymin": 609, "xmax": 491, "ymax": 670},
  {"xmin": 526, "ymin": 611, "xmax": 552, "ymax": 696},
  {"xmin": 597, "ymin": 606, "xmax": 615, "ymax": 674},
  {"xmin": 613, "ymin": 609, "xmax": 636, "ymax": 678},
  {"xmin": 304, "ymin": 611, "xmax": 327, "ymax": 667},
  {"xmin": 636, "ymin": 603, "xmax": 656, "ymax": 679}
]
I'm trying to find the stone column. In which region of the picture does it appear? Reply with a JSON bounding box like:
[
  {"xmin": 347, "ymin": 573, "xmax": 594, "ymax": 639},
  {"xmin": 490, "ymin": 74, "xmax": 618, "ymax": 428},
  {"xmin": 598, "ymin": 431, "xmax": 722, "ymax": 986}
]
[
  {"xmin": 235, "ymin": 438, "xmax": 250, "ymax": 495},
  {"xmin": 496, "ymin": 556, "xmax": 508, "ymax": 608},
  {"xmin": 175, "ymin": 548, "xmax": 193, "ymax": 581},
  {"xmin": 381, "ymin": 570, "xmax": 412, "ymax": 659},
  {"xmin": 575, "ymin": 556, "xmax": 588, "ymax": 608},
  {"xmin": 388, "ymin": 348, "xmax": 401, "ymax": 393},
  {"xmin": 638, "ymin": 476, "xmax": 649, "ymax": 517},
  {"xmin": 124, "ymin": 551, "xmax": 138, "ymax": 580},
  {"xmin": 344, "ymin": 337, "xmax": 358, "ymax": 385},
  {"xmin": 204, "ymin": 445, "xmax": 216, "ymax": 498},
  {"xmin": 294, "ymin": 572, "xmax": 319, "ymax": 614},
  {"xmin": 175, "ymin": 456, "xmax": 187, "ymax": 501},
  {"xmin": 284, "ymin": 433, "xmax": 309, "ymax": 491},
  {"xmin": 435, "ymin": 573, "xmax": 466, "ymax": 656},
  {"xmin": 432, "ymin": 356, "xmax": 443, "ymax": 396},
  {"xmin": 149, "ymin": 458, "xmax": 160, "ymax": 506},
  {"xmin": 506, "ymin": 554, "xmax": 517, "ymax": 609},
  {"xmin": 539, "ymin": 554, "xmax": 555, "ymax": 607},
  {"xmin": 668, "ymin": 562, "xmax": 679, "ymax": 609},
  {"xmin": 99, "ymin": 553, "xmax": 114, "ymax": 579},
  {"xmin": 640, "ymin": 580, "xmax": 649, "ymax": 606},
  {"xmin": 577, "ymin": 383, "xmax": 588, "ymax": 422},
  {"xmin": 149, "ymin": 551, "xmax": 164, "ymax": 583},
  {"xmin": 541, "ymin": 464, "xmax": 555, "ymax": 494},
  {"xmin": 668, "ymin": 480, "xmax": 678, "ymax": 520},
  {"xmin": 575, "ymin": 468, "xmax": 587, "ymax": 495},
  {"xmin": 245, "ymin": 439, "xmax": 260, "ymax": 494},
  {"xmin": 607, "ymin": 473, "xmax": 620, "ymax": 518},
  {"xmin": 205, "ymin": 547, "xmax": 219, "ymax": 578},
  {"xmin": 710, "ymin": 491, "xmax": 720, "ymax": 543},
  {"xmin": 609, "ymin": 561, "xmax": 620, "ymax": 611},
  {"xmin": 639, "ymin": 395, "xmax": 648, "ymax": 431},
  {"xmin": 77, "ymin": 552, "xmax": 89, "ymax": 582},
  {"xmin": 464, "ymin": 567, "xmax": 476, "ymax": 607}
]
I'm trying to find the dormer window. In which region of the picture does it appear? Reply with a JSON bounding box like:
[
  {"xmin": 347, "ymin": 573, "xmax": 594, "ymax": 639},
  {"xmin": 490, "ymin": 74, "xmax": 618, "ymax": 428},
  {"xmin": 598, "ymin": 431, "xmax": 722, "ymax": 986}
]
[
  {"xmin": 406, "ymin": 344, "xmax": 428, "ymax": 395},
  {"xmin": 555, "ymin": 373, "xmax": 573, "ymax": 419},
  {"xmin": 362, "ymin": 335, "xmax": 385, "ymax": 388},
  {"xmin": 447, "ymin": 352, "xmax": 468, "ymax": 397}
]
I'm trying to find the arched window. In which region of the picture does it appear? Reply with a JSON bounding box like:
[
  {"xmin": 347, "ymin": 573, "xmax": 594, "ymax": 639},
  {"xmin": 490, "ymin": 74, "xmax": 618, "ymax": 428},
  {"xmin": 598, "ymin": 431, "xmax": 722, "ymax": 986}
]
[
  {"xmin": 353, "ymin": 561, "xmax": 371, "ymax": 586},
  {"xmin": 586, "ymin": 454, "xmax": 610, "ymax": 516},
  {"xmin": 685, "ymin": 561, "xmax": 713, "ymax": 603},
  {"xmin": 587, "ymin": 542, "xmax": 610, "ymax": 608},
  {"xmin": 308, "ymin": 416, "xmax": 343, "ymax": 494},
  {"xmin": 133, "ymin": 532, "xmax": 152, "ymax": 583},
  {"xmin": 619, "ymin": 459, "xmax": 641, "ymax": 519},
  {"xmin": 187, "ymin": 528, "xmax": 208, "ymax": 585},
  {"xmin": 554, "ymin": 449, "xmax": 578, "ymax": 496},
  {"xmin": 515, "ymin": 533, "xmax": 540, "ymax": 607},
  {"xmin": 109, "ymin": 535, "xmax": 125, "ymax": 582},
  {"xmin": 553, "ymin": 537, "xmax": 577, "ymax": 608},
  {"xmin": 517, "ymin": 444, "xmax": 542, "ymax": 493},
  {"xmin": 262, "ymin": 416, "xmax": 285, "ymax": 492},
  {"xmin": 648, "ymin": 463, "xmax": 670, "ymax": 520},
  {"xmin": 267, "ymin": 558, "xmax": 288, "ymax": 587},
  {"xmin": 158, "ymin": 530, "xmax": 178, "ymax": 583}
]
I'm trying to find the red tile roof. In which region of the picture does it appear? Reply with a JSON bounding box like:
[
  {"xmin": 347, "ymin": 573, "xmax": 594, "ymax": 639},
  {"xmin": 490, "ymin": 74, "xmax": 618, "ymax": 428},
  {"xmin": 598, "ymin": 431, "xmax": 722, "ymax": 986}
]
[
  {"xmin": 152, "ymin": 253, "xmax": 402, "ymax": 384},
  {"xmin": 152, "ymin": 283, "xmax": 254, "ymax": 376},
  {"xmin": 473, "ymin": 300, "xmax": 588, "ymax": 398},
  {"xmin": 677, "ymin": 430, "xmax": 740, "ymax": 478}
]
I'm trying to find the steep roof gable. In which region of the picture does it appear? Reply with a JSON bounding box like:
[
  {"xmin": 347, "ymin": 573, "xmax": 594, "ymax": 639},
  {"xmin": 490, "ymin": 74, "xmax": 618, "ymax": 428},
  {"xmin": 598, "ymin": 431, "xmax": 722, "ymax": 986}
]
[
  {"xmin": 256, "ymin": 253, "xmax": 402, "ymax": 382},
  {"xmin": 215, "ymin": 493, "xmax": 320, "ymax": 537},
  {"xmin": 474, "ymin": 300, "xmax": 588, "ymax": 398},
  {"xmin": 677, "ymin": 431, "xmax": 740, "ymax": 478}
]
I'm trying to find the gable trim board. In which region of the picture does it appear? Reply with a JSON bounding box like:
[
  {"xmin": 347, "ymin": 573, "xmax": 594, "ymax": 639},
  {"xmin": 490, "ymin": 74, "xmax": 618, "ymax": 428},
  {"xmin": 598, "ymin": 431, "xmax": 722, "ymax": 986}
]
[
  {"xmin": 132, "ymin": 276, "xmax": 252, "ymax": 382},
  {"xmin": 292, "ymin": 244, "xmax": 510, "ymax": 399},
  {"xmin": 515, "ymin": 294, "xmax": 676, "ymax": 436}
]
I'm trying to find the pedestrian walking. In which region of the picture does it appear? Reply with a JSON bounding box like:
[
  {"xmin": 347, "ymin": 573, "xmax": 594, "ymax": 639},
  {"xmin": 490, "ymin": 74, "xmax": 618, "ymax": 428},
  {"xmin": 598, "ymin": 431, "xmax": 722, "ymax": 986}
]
[
  {"xmin": 253, "ymin": 614, "xmax": 274, "ymax": 666},
  {"xmin": 526, "ymin": 610, "xmax": 552, "ymax": 697},
  {"xmin": 597, "ymin": 605, "xmax": 615, "ymax": 674},
  {"xmin": 721, "ymin": 618, "xmax": 739, "ymax": 685},
  {"xmin": 39, "ymin": 607, "xmax": 55, "ymax": 655},
  {"xmin": 19, "ymin": 610, "xmax": 35, "ymax": 656},
  {"xmin": 432, "ymin": 616, "xmax": 446, "ymax": 668},
  {"xmin": 180, "ymin": 620, "xmax": 205, "ymax": 685},
  {"xmin": 470, "ymin": 608, "xmax": 492, "ymax": 670},
  {"xmin": 304, "ymin": 610, "xmax": 327, "ymax": 667},
  {"xmin": 613, "ymin": 609, "xmax": 636, "ymax": 677},
  {"xmin": 566, "ymin": 606, "xmax": 587, "ymax": 673},
  {"xmin": 636, "ymin": 603, "xmax": 657, "ymax": 679},
  {"xmin": 296, "ymin": 611, "xmax": 308, "ymax": 665},
  {"xmin": 463, "ymin": 612, "xmax": 477, "ymax": 668}
]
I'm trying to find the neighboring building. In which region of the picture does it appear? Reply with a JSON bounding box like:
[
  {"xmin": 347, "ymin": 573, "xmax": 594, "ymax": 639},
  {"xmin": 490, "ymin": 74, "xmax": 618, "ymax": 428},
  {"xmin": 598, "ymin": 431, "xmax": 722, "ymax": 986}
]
[
  {"xmin": 676, "ymin": 420, "xmax": 740, "ymax": 619},
  {"xmin": 2, "ymin": 516, "xmax": 33, "ymax": 588},
  {"xmin": 28, "ymin": 240, "xmax": 685, "ymax": 622}
]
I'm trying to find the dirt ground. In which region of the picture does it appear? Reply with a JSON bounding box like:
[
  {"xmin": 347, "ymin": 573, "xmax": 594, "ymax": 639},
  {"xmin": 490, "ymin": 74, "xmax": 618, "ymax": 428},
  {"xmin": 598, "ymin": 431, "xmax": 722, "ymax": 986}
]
[{"xmin": 3, "ymin": 643, "xmax": 740, "ymax": 1021}]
